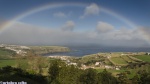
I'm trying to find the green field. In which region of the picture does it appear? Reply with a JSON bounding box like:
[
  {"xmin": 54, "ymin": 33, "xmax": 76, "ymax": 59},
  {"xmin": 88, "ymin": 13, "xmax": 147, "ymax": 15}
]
[
  {"xmin": 128, "ymin": 56, "xmax": 142, "ymax": 62},
  {"xmin": 121, "ymin": 56, "xmax": 133, "ymax": 63},
  {"xmin": 0, "ymin": 59, "xmax": 16, "ymax": 67},
  {"xmin": 134, "ymin": 55, "xmax": 150, "ymax": 62},
  {"xmin": 0, "ymin": 48, "xmax": 15, "ymax": 56},
  {"xmin": 0, "ymin": 50, "xmax": 11, "ymax": 55},
  {"xmin": 0, "ymin": 58, "xmax": 30, "ymax": 68},
  {"xmin": 96, "ymin": 68, "xmax": 127, "ymax": 76},
  {"xmin": 0, "ymin": 48, "xmax": 16, "ymax": 59},
  {"xmin": 110, "ymin": 57, "xmax": 128, "ymax": 65}
]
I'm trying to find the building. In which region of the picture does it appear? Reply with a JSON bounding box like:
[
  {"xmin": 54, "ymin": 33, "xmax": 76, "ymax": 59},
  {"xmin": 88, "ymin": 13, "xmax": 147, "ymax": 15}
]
[
  {"xmin": 95, "ymin": 62, "xmax": 100, "ymax": 66},
  {"xmin": 146, "ymin": 53, "xmax": 150, "ymax": 55}
]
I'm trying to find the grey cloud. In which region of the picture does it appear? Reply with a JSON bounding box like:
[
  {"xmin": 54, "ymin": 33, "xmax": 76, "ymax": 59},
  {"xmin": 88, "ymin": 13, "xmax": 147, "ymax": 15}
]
[
  {"xmin": 0, "ymin": 22, "xmax": 149, "ymax": 47},
  {"xmin": 61, "ymin": 21, "xmax": 75, "ymax": 31},
  {"xmin": 96, "ymin": 21, "xmax": 114, "ymax": 33},
  {"xmin": 137, "ymin": 27, "xmax": 150, "ymax": 44},
  {"xmin": 0, "ymin": 22, "xmax": 89, "ymax": 45}
]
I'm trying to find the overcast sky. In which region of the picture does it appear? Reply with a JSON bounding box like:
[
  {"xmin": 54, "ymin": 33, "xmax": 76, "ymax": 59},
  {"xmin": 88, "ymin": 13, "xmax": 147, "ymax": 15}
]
[{"xmin": 0, "ymin": 0, "xmax": 150, "ymax": 47}]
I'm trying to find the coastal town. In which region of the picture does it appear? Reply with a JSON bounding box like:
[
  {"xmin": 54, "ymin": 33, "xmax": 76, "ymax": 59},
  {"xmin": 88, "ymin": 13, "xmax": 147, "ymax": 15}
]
[
  {"xmin": 0, "ymin": 44, "xmax": 30, "ymax": 56},
  {"xmin": 1, "ymin": 44, "xmax": 150, "ymax": 84},
  {"xmin": 0, "ymin": 44, "xmax": 150, "ymax": 71}
]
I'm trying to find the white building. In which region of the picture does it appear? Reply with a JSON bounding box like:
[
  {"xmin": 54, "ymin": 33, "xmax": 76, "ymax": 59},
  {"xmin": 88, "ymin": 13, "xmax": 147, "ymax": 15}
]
[
  {"xmin": 20, "ymin": 46, "xmax": 30, "ymax": 49},
  {"xmin": 146, "ymin": 53, "xmax": 150, "ymax": 55},
  {"xmin": 116, "ymin": 68, "xmax": 120, "ymax": 70},
  {"xmin": 95, "ymin": 62, "xmax": 100, "ymax": 66},
  {"xmin": 68, "ymin": 63, "xmax": 77, "ymax": 66}
]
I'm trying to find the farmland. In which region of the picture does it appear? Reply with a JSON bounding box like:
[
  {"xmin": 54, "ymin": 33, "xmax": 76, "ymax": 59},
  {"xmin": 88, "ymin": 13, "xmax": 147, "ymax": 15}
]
[
  {"xmin": 110, "ymin": 57, "xmax": 128, "ymax": 66},
  {"xmin": 133, "ymin": 55, "xmax": 150, "ymax": 62},
  {"xmin": 0, "ymin": 48, "xmax": 16, "ymax": 57},
  {"xmin": 121, "ymin": 56, "xmax": 133, "ymax": 62}
]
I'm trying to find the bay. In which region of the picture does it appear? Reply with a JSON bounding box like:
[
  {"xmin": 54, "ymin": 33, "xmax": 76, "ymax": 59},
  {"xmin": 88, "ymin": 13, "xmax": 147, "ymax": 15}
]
[{"xmin": 43, "ymin": 46, "xmax": 150, "ymax": 57}]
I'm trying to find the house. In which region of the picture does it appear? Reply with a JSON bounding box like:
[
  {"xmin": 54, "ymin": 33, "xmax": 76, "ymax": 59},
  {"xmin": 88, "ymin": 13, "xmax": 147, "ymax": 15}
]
[
  {"xmin": 146, "ymin": 53, "xmax": 150, "ymax": 55},
  {"xmin": 81, "ymin": 64, "xmax": 87, "ymax": 69},
  {"xmin": 95, "ymin": 62, "xmax": 100, "ymax": 66},
  {"xmin": 20, "ymin": 46, "xmax": 30, "ymax": 49},
  {"xmin": 104, "ymin": 65, "xmax": 113, "ymax": 69},
  {"xmin": 116, "ymin": 68, "xmax": 120, "ymax": 70},
  {"xmin": 68, "ymin": 63, "xmax": 77, "ymax": 66}
]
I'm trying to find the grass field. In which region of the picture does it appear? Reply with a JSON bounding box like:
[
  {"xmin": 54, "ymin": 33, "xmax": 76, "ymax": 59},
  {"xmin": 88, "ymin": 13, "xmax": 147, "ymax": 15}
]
[
  {"xmin": 0, "ymin": 48, "xmax": 14, "ymax": 56},
  {"xmin": 96, "ymin": 68, "xmax": 126, "ymax": 76},
  {"xmin": 110, "ymin": 57, "xmax": 128, "ymax": 65},
  {"xmin": 0, "ymin": 48, "xmax": 16, "ymax": 59},
  {"xmin": 96, "ymin": 68, "xmax": 137, "ymax": 78},
  {"xmin": 0, "ymin": 50, "xmax": 11, "ymax": 55},
  {"xmin": 0, "ymin": 58, "xmax": 30, "ymax": 68},
  {"xmin": 128, "ymin": 56, "xmax": 143, "ymax": 62},
  {"xmin": 110, "ymin": 53, "xmax": 122, "ymax": 57},
  {"xmin": 0, "ymin": 59, "xmax": 16, "ymax": 67},
  {"xmin": 134, "ymin": 55, "xmax": 150, "ymax": 62},
  {"xmin": 121, "ymin": 56, "xmax": 133, "ymax": 63}
]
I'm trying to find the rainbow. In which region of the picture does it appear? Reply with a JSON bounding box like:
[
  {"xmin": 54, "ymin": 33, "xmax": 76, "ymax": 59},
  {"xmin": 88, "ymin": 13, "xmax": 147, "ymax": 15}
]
[
  {"xmin": 1, "ymin": 3, "xmax": 149, "ymax": 45},
  {"xmin": 0, "ymin": 3, "xmax": 137, "ymax": 32}
]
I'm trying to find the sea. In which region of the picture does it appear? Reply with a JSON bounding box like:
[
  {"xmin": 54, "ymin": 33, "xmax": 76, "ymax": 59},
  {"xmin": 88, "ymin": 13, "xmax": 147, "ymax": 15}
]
[{"xmin": 43, "ymin": 46, "xmax": 150, "ymax": 57}]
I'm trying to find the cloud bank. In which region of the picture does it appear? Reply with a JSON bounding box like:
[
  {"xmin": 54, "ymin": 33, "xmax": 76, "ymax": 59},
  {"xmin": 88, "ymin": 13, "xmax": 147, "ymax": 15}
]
[{"xmin": 0, "ymin": 21, "xmax": 149, "ymax": 47}]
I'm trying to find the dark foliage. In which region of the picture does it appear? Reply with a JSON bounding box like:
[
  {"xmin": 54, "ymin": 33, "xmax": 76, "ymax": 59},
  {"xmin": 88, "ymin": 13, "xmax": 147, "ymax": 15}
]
[{"xmin": 0, "ymin": 66, "xmax": 47, "ymax": 84}]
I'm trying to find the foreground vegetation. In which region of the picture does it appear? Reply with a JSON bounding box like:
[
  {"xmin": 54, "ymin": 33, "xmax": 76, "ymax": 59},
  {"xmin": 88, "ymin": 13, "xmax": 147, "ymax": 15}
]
[
  {"xmin": 0, "ymin": 60, "xmax": 150, "ymax": 84},
  {"xmin": 0, "ymin": 59, "xmax": 16, "ymax": 67},
  {"xmin": 1, "ymin": 46, "xmax": 150, "ymax": 84}
]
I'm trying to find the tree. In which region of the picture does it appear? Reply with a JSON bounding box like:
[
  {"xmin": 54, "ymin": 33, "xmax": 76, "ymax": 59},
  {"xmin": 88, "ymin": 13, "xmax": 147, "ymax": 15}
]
[
  {"xmin": 48, "ymin": 60, "xmax": 61, "ymax": 83},
  {"xmin": 137, "ymin": 70, "xmax": 150, "ymax": 84},
  {"xmin": 131, "ymin": 74, "xmax": 140, "ymax": 84},
  {"xmin": 97, "ymin": 69, "xmax": 118, "ymax": 84},
  {"xmin": 0, "ymin": 66, "xmax": 47, "ymax": 84},
  {"xmin": 117, "ymin": 72, "xmax": 129, "ymax": 84},
  {"xmin": 79, "ymin": 68, "xmax": 98, "ymax": 84},
  {"xmin": 58, "ymin": 65, "xmax": 82, "ymax": 84}
]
